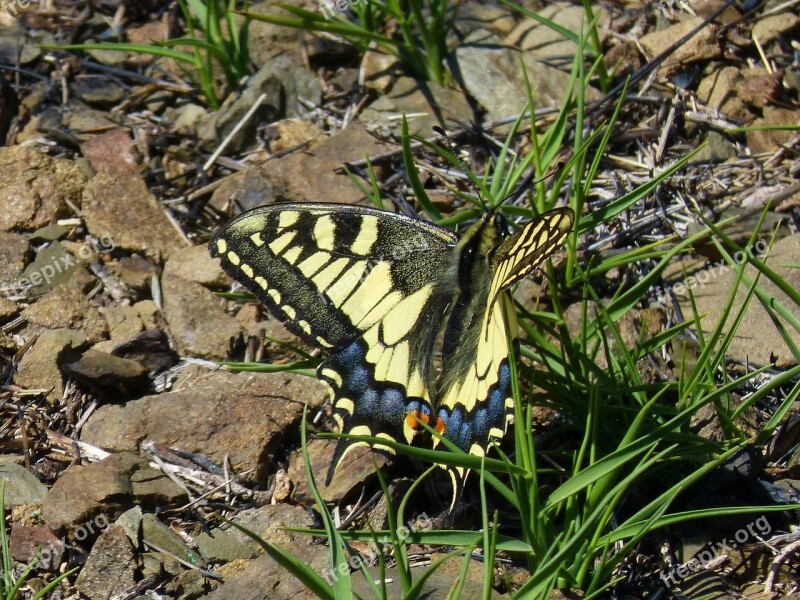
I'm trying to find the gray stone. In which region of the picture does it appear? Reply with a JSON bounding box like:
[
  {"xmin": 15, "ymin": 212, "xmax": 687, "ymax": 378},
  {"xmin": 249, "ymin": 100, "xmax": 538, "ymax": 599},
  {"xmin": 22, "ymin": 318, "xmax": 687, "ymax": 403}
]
[
  {"xmin": 75, "ymin": 524, "xmax": 138, "ymax": 600},
  {"xmin": 0, "ymin": 463, "xmax": 47, "ymax": 506}
]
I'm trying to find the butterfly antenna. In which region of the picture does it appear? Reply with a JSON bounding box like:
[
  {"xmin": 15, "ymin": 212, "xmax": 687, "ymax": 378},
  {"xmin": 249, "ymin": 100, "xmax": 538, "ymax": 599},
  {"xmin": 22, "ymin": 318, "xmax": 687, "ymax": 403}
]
[{"xmin": 432, "ymin": 126, "xmax": 487, "ymax": 212}]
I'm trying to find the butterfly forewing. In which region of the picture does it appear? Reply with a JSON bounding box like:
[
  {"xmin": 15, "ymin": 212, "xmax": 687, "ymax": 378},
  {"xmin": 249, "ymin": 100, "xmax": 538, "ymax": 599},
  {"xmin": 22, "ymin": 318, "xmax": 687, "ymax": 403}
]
[{"xmin": 210, "ymin": 203, "xmax": 459, "ymax": 477}]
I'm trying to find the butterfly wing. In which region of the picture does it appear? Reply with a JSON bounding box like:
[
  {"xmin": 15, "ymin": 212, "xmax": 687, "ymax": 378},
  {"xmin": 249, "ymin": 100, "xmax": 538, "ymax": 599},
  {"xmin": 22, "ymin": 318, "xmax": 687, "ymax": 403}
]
[
  {"xmin": 435, "ymin": 208, "xmax": 574, "ymax": 488},
  {"xmin": 210, "ymin": 203, "xmax": 459, "ymax": 478}
]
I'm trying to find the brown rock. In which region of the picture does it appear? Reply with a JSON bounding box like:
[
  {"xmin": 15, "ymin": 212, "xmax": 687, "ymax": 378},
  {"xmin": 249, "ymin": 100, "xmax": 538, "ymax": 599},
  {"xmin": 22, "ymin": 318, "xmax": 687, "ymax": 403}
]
[
  {"xmin": 62, "ymin": 349, "xmax": 150, "ymax": 399},
  {"xmin": 262, "ymin": 122, "xmax": 391, "ymax": 205},
  {"xmin": 204, "ymin": 545, "xmax": 329, "ymax": 600},
  {"xmin": 289, "ymin": 438, "xmax": 389, "ymax": 504},
  {"xmin": 41, "ymin": 454, "xmax": 138, "ymax": 534},
  {"xmin": 746, "ymin": 107, "xmax": 799, "ymax": 154},
  {"xmin": 108, "ymin": 328, "xmax": 178, "ymax": 375},
  {"xmin": 0, "ymin": 232, "xmax": 31, "ymax": 287},
  {"xmin": 82, "ymin": 171, "xmax": 184, "ymax": 260},
  {"xmin": 160, "ymin": 273, "xmax": 244, "ymax": 359},
  {"xmin": 80, "ymin": 369, "xmax": 327, "ymax": 482},
  {"xmin": 263, "ymin": 118, "xmax": 325, "ymax": 155},
  {"xmin": 209, "ymin": 167, "xmax": 281, "ymax": 213},
  {"xmin": 751, "ymin": 12, "xmax": 800, "ymax": 46},
  {"xmin": 674, "ymin": 233, "xmax": 800, "ymax": 368},
  {"xmin": 0, "ymin": 146, "xmax": 86, "ymax": 231},
  {"xmin": 163, "ymin": 244, "xmax": 229, "ymax": 288},
  {"xmin": 81, "ymin": 127, "xmax": 142, "ymax": 175},
  {"xmin": 75, "ymin": 525, "xmax": 138, "ymax": 600},
  {"xmin": 22, "ymin": 285, "xmax": 108, "ymax": 343},
  {"xmin": 738, "ymin": 68, "xmax": 782, "ymax": 109},
  {"xmin": 100, "ymin": 304, "xmax": 146, "ymax": 343},
  {"xmin": 0, "ymin": 296, "xmax": 18, "ymax": 320},
  {"xmin": 697, "ymin": 65, "xmax": 747, "ymax": 120},
  {"xmin": 10, "ymin": 525, "xmax": 65, "ymax": 570},
  {"xmin": 360, "ymin": 77, "xmax": 474, "ymax": 137},
  {"xmin": 15, "ymin": 328, "xmax": 87, "ymax": 400},
  {"xmin": 640, "ymin": 16, "xmax": 722, "ymax": 76},
  {"xmin": 108, "ymin": 254, "xmax": 158, "ymax": 291}
]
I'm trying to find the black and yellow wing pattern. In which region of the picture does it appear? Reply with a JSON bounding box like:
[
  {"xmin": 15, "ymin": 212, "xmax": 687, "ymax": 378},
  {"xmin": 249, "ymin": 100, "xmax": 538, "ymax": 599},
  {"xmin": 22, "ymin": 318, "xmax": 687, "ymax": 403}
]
[{"xmin": 209, "ymin": 202, "xmax": 573, "ymax": 500}]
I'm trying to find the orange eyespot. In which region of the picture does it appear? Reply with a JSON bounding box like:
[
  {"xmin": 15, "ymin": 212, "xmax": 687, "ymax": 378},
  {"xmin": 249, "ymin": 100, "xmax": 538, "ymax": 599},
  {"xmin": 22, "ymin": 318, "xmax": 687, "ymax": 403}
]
[{"xmin": 405, "ymin": 410, "xmax": 446, "ymax": 434}]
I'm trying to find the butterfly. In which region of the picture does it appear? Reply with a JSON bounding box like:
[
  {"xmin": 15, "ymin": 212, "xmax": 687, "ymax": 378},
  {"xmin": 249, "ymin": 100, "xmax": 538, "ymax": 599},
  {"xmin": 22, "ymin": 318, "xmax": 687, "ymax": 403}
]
[{"xmin": 209, "ymin": 201, "xmax": 573, "ymax": 503}]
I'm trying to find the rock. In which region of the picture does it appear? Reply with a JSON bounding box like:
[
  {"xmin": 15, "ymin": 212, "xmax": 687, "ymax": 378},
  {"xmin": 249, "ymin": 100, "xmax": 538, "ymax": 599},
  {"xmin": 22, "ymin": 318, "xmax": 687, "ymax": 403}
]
[
  {"xmin": 194, "ymin": 503, "xmax": 315, "ymax": 562},
  {"xmin": 0, "ymin": 232, "xmax": 31, "ymax": 288},
  {"xmin": 41, "ymin": 453, "xmax": 139, "ymax": 535},
  {"xmin": 203, "ymin": 545, "xmax": 329, "ymax": 600},
  {"xmin": 262, "ymin": 118, "xmax": 325, "ymax": 155},
  {"xmin": 0, "ymin": 147, "xmax": 86, "ymax": 232},
  {"xmin": 0, "ymin": 463, "xmax": 47, "ymax": 506},
  {"xmin": 74, "ymin": 525, "xmax": 138, "ymax": 600},
  {"xmin": 22, "ymin": 285, "xmax": 108, "ymax": 343},
  {"xmin": 100, "ymin": 304, "xmax": 146, "ymax": 343},
  {"xmin": 142, "ymin": 513, "xmax": 197, "ymax": 573},
  {"xmin": 168, "ymin": 102, "xmax": 207, "ymax": 136},
  {"xmin": 450, "ymin": 30, "xmax": 529, "ymax": 122},
  {"xmin": 108, "ymin": 328, "xmax": 179, "ymax": 375},
  {"xmin": 130, "ymin": 464, "xmax": 187, "ymax": 507},
  {"xmin": 82, "ymin": 171, "xmax": 184, "ymax": 260},
  {"xmin": 289, "ymin": 438, "xmax": 389, "ymax": 504},
  {"xmin": 209, "ymin": 167, "xmax": 282, "ymax": 213},
  {"xmin": 693, "ymin": 131, "xmax": 738, "ymax": 163},
  {"xmin": 15, "ymin": 328, "xmax": 88, "ymax": 400},
  {"xmin": 241, "ymin": 1, "xmax": 305, "ymax": 66},
  {"xmin": 353, "ymin": 565, "xmax": 505, "ymax": 599},
  {"xmin": 81, "ymin": 127, "xmax": 141, "ymax": 175},
  {"xmin": 163, "ymin": 244, "xmax": 229, "ymax": 288},
  {"xmin": 61, "ymin": 349, "xmax": 150, "ymax": 398},
  {"xmin": 81, "ymin": 369, "xmax": 327, "ymax": 483},
  {"xmin": 454, "ymin": 2, "xmax": 516, "ymax": 37},
  {"xmin": 71, "ymin": 77, "xmax": 127, "ymax": 107},
  {"xmin": 0, "ymin": 296, "xmax": 18, "ymax": 320},
  {"xmin": 29, "ymin": 223, "xmax": 71, "ymax": 243},
  {"xmin": 197, "ymin": 54, "xmax": 321, "ymax": 153},
  {"xmin": 639, "ymin": 16, "xmax": 722, "ymax": 77},
  {"xmin": 746, "ymin": 107, "xmax": 799, "ymax": 154},
  {"xmin": 360, "ymin": 76, "xmax": 474, "ymax": 136},
  {"xmin": 674, "ymin": 233, "xmax": 800, "ymax": 368},
  {"xmin": 9, "ymin": 525, "xmax": 65, "ymax": 570},
  {"xmin": 19, "ymin": 242, "xmax": 94, "ymax": 296},
  {"xmin": 160, "ymin": 273, "xmax": 244, "ymax": 359},
  {"xmin": 751, "ymin": 12, "xmax": 800, "ymax": 46},
  {"xmin": 697, "ymin": 65, "xmax": 747, "ymax": 119},
  {"xmin": 738, "ymin": 67, "xmax": 782, "ymax": 110},
  {"xmin": 0, "ymin": 32, "xmax": 41, "ymax": 65},
  {"xmin": 114, "ymin": 506, "xmax": 143, "ymax": 545},
  {"xmin": 108, "ymin": 254, "xmax": 158, "ymax": 291},
  {"xmin": 259, "ymin": 122, "xmax": 392, "ymax": 205},
  {"xmin": 504, "ymin": 3, "xmax": 605, "ymax": 106}
]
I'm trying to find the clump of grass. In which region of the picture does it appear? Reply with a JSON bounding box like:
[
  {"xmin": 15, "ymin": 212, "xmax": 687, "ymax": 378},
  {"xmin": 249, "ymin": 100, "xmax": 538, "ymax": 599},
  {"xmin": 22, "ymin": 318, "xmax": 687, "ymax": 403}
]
[
  {"xmin": 41, "ymin": 0, "xmax": 251, "ymax": 110},
  {"xmin": 241, "ymin": 0, "xmax": 457, "ymax": 85}
]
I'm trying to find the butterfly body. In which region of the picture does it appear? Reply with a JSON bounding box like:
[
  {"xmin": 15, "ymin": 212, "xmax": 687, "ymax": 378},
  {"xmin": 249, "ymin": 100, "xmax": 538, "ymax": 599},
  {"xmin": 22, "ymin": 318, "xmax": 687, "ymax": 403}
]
[{"xmin": 210, "ymin": 202, "xmax": 573, "ymax": 496}]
